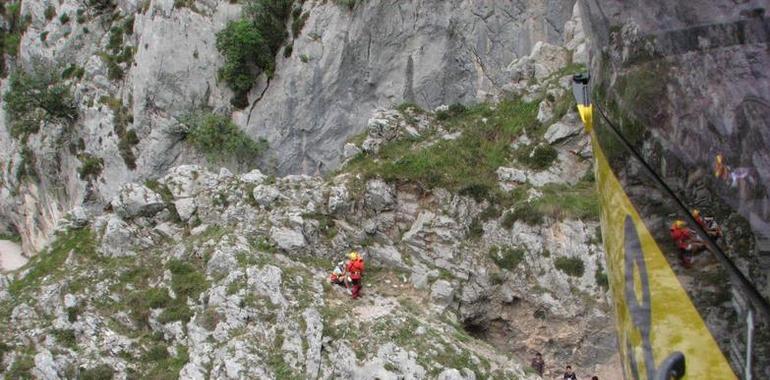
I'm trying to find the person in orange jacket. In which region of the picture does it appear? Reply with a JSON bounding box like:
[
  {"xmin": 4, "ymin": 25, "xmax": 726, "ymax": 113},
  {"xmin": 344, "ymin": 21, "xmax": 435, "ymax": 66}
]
[
  {"xmin": 346, "ymin": 251, "xmax": 365, "ymax": 299},
  {"xmin": 670, "ymin": 220, "xmax": 705, "ymax": 268}
]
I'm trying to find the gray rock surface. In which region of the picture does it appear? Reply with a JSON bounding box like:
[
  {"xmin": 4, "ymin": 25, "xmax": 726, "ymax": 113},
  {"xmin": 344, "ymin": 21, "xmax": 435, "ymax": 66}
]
[{"xmin": 111, "ymin": 184, "xmax": 165, "ymax": 219}]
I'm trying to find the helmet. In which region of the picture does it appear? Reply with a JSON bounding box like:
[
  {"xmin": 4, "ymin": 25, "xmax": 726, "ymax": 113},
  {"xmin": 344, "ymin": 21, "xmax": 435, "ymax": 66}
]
[
  {"xmin": 672, "ymin": 220, "xmax": 686, "ymax": 229},
  {"xmin": 691, "ymin": 209, "xmax": 700, "ymax": 218},
  {"xmin": 348, "ymin": 251, "xmax": 359, "ymax": 260}
]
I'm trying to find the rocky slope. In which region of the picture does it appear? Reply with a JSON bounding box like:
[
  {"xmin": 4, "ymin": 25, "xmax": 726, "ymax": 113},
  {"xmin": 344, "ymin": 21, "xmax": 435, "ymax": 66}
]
[
  {"xmin": 0, "ymin": 0, "xmax": 588, "ymax": 255},
  {"xmin": 0, "ymin": 56, "xmax": 619, "ymax": 378}
]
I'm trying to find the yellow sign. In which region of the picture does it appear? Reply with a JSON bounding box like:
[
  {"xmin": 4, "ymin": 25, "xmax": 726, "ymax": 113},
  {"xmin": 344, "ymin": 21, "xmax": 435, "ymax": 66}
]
[{"xmin": 591, "ymin": 132, "xmax": 736, "ymax": 379}]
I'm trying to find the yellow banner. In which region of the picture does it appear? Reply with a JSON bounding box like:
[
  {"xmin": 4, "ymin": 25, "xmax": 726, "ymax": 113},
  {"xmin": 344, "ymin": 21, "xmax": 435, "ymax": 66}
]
[{"xmin": 592, "ymin": 130, "xmax": 736, "ymax": 379}]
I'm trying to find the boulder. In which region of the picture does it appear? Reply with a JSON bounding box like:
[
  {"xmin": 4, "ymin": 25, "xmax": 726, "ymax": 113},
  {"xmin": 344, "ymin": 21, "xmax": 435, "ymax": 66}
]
[
  {"xmin": 365, "ymin": 179, "xmax": 395, "ymax": 212},
  {"xmin": 174, "ymin": 198, "xmax": 197, "ymax": 222},
  {"xmin": 111, "ymin": 184, "xmax": 165, "ymax": 219},
  {"xmin": 100, "ymin": 217, "xmax": 135, "ymax": 257},
  {"xmin": 240, "ymin": 169, "xmax": 267, "ymax": 185},
  {"xmin": 430, "ymin": 279, "xmax": 456, "ymax": 307},
  {"xmin": 32, "ymin": 350, "xmax": 61, "ymax": 380},
  {"xmin": 544, "ymin": 120, "xmax": 582, "ymax": 144},
  {"xmin": 328, "ymin": 184, "xmax": 350, "ymax": 214},
  {"xmin": 252, "ymin": 185, "xmax": 280, "ymax": 207},
  {"xmin": 529, "ymin": 42, "xmax": 569, "ymax": 80},
  {"xmin": 270, "ymin": 227, "xmax": 306, "ymax": 251},
  {"xmin": 343, "ymin": 143, "xmax": 362, "ymax": 159}
]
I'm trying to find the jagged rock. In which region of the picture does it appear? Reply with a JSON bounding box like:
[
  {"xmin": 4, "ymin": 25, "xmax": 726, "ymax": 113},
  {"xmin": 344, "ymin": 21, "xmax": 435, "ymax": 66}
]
[
  {"xmin": 431, "ymin": 280, "xmax": 456, "ymax": 307},
  {"xmin": 537, "ymin": 100, "xmax": 554, "ymax": 123},
  {"xmin": 529, "ymin": 42, "xmax": 570, "ymax": 80},
  {"xmin": 100, "ymin": 217, "xmax": 135, "ymax": 257},
  {"xmin": 11, "ymin": 303, "xmax": 38, "ymax": 329},
  {"xmin": 328, "ymin": 184, "xmax": 350, "ymax": 214},
  {"xmin": 63, "ymin": 294, "xmax": 78, "ymax": 309},
  {"xmin": 154, "ymin": 222, "xmax": 182, "ymax": 240},
  {"xmin": 367, "ymin": 244, "xmax": 405, "ymax": 268},
  {"xmin": 174, "ymin": 198, "xmax": 197, "ymax": 222},
  {"xmin": 496, "ymin": 167, "xmax": 528, "ymax": 191},
  {"xmin": 270, "ymin": 227, "xmax": 306, "ymax": 251},
  {"xmin": 303, "ymin": 308, "xmax": 323, "ymax": 378},
  {"xmin": 252, "ymin": 185, "xmax": 281, "ymax": 207},
  {"xmin": 544, "ymin": 120, "xmax": 582, "ymax": 144},
  {"xmin": 365, "ymin": 179, "xmax": 395, "ymax": 212},
  {"xmin": 32, "ymin": 350, "xmax": 61, "ymax": 380},
  {"xmin": 164, "ymin": 166, "xmax": 217, "ymax": 199},
  {"xmin": 111, "ymin": 184, "xmax": 165, "ymax": 219},
  {"xmin": 246, "ymin": 265, "xmax": 287, "ymax": 306},
  {"xmin": 438, "ymin": 368, "xmax": 477, "ymax": 380},
  {"xmin": 207, "ymin": 248, "xmax": 239, "ymax": 278},
  {"xmin": 240, "ymin": 169, "xmax": 267, "ymax": 185},
  {"xmin": 343, "ymin": 143, "xmax": 362, "ymax": 159}
]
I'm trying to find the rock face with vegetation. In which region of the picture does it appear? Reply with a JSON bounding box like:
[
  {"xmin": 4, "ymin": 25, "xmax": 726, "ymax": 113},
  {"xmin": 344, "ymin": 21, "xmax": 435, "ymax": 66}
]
[
  {"xmin": 0, "ymin": 90, "xmax": 616, "ymax": 378},
  {"xmin": 0, "ymin": 0, "xmax": 621, "ymax": 378},
  {"xmin": 0, "ymin": 0, "xmax": 588, "ymax": 254}
]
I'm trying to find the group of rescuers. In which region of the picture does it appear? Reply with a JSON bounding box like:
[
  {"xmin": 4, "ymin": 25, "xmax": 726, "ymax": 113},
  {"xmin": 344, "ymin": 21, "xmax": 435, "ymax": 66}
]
[
  {"xmin": 328, "ymin": 251, "xmax": 365, "ymax": 299},
  {"xmin": 669, "ymin": 208, "xmax": 724, "ymax": 268}
]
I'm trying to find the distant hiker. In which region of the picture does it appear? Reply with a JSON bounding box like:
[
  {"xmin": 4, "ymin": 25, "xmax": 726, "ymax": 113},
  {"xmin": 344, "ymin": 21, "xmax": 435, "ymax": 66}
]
[
  {"xmin": 563, "ymin": 365, "xmax": 577, "ymax": 380},
  {"xmin": 328, "ymin": 261, "xmax": 348, "ymax": 286},
  {"xmin": 691, "ymin": 209, "xmax": 723, "ymax": 241},
  {"xmin": 346, "ymin": 251, "xmax": 365, "ymax": 299},
  {"xmin": 670, "ymin": 220, "xmax": 705, "ymax": 268},
  {"xmin": 530, "ymin": 352, "xmax": 545, "ymax": 376}
]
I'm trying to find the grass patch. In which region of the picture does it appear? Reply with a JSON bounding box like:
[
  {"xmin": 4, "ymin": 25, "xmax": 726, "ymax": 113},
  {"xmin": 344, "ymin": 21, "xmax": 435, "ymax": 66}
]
[
  {"xmin": 9, "ymin": 228, "xmax": 96, "ymax": 296},
  {"xmin": 80, "ymin": 364, "xmax": 114, "ymax": 380},
  {"xmin": 52, "ymin": 328, "xmax": 77, "ymax": 348},
  {"xmin": 554, "ymin": 256, "xmax": 585, "ymax": 277},
  {"xmin": 488, "ymin": 246, "xmax": 525, "ymax": 271},
  {"xmin": 345, "ymin": 98, "xmax": 539, "ymax": 201},
  {"xmin": 77, "ymin": 153, "xmax": 104, "ymax": 180}
]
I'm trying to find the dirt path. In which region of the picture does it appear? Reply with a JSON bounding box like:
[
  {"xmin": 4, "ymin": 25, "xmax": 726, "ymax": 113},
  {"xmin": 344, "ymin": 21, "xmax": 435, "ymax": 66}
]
[{"xmin": 0, "ymin": 240, "xmax": 27, "ymax": 272}]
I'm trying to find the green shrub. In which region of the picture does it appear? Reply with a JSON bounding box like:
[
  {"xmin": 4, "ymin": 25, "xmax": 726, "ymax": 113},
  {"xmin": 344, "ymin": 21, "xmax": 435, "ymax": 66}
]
[
  {"xmin": 77, "ymin": 153, "xmax": 104, "ymax": 180},
  {"xmin": 146, "ymin": 288, "xmax": 172, "ymax": 309},
  {"xmin": 595, "ymin": 266, "xmax": 609, "ymax": 290},
  {"xmin": 182, "ymin": 111, "xmax": 268, "ymax": 164},
  {"xmin": 4, "ymin": 32, "xmax": 21, "ymax": 56},
  {"xmin": 52, "ymin": 329, "xmax": 77, "ymax": 348},
  {"xmin": 467, "ymin": 218, "xmax": 483, "ymax": 240},
  {"xmin": 61, "ymin": 64, "xmax": 85, "ymax": 80},
  {"xmin": 80, "ymin": 364, "xmax": 114, "ymax": 380},
  {"xmin": 143, "ymin": 344, "xmax": 169, "ymax": 362},
  {"xmin": 554, "ymin": 256, "xmax": 585, "ymax": 277},
  {"xmin": 7, "ymin": 355, "xmax": 34, "ymax": 378},
  {"xmin": 44, "ymin": 5, "xmax": 56, "ymax": 20},
  {"xmin": 40, "ymin": 31, "xmax": 49, "ymax": 42},
  {"xmin": 59, "ymin": 12, "xmax": 70, "ymax": 24},
  {"xmin": 216, "ymin": 0, "xmax": 293, "ymax": 106},
  {"xmin": 158, "ymin": 302, "xmax": 193, "ymax": 323},
  {"xmin": 100, "ymin": 96, "xmax": 138, "ymax": 169},
  {"xmin": 507, "ymin": 205, "xmax": 544, "ymax": 226},
  {"xmin": 489, "ymin": 246, "xmax": 525, "ymax": 271},
  {"xmin": 215, "ymin": 19, "xmax": 266, "ymax": 104},
  {"xmin": 516, "ymin": 144, "xmax": 558, "ymax": 170},
  {"xmin": 86, "ymin": 0, "xmax": 116, "ymax": 13},
  {"xmin": 4, "ymin": 66, "xmax": 78, "ymax": 139},
  {"xmin": 291, "ymin": 10, "xmax": 308, "ymax": 37},
  {"xmin": 283, "ymin": 42, "xmax": 293, "ymax": 58},
  {"xmin": 200, "ymin": 308, "xmax": 221, "ymax": 331},
  {"xmin": 334, "ymin": 0, "xmax": 357, "ymax": 10}
]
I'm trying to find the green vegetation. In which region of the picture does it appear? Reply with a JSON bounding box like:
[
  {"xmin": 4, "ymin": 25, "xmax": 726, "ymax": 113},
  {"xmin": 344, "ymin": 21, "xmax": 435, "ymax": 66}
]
[
  {"xmin": 4, "ymin": 66, "xmax": 78, "ymax": 140},
  {"xmin": 595, "ymin": 265, "xmax": 609, "ymax": 290},
  {"xmin": 554, "ymin": 256, "xmax": 585, "ymax": 277},
  {"xmin": 99, "ymin": 96, "xmax": 138, "ymax": 169},
  {"xmin": 155, "ymin": 259, "xmax": 207, "ymax": 323},
  {"xmin": 515, "ymin": 143, "xmax": 557, "ymax": 170},
  {"xmin": 45, "ymin": 5, "xmax": 56, "ymax": 20},
  {"xmin": 52, "ymin": 328, "xmax": 77, "ymax": 348},
  {"xmin": 488, "ymin": 246, "xmax": 525, "ymax": 271},
  {"xmin": 346, "ymin": 98, "xmax": 539, "ymax": 200},
  {"xmin": 216, "ymin": 0, "xmax": 292, "ymax": 107},
  {"xmin": 504, "ymin": 204, "xmax": 544, "ymax": 226},
  {"xmin": 59, "ymin": 12, "xmax": 70, "ymax": 24},
  {"xmin": 62, "ymin": 64, "xmax": 86, "ymax": 80},
  {"xmin": 144, "ymin": 345, "xmax": 189, "ymax": 379},
  {"xmin": 99, "ymin": 25, "xmax": 135, "ymax": 81},
  {"xmin": 9, "ymin": 228, "xmax": 96, "ymax": 296},
  {"xmin": 182, "ymin": 111, "xmax": 268, "ymax": 164},
  {"xmin": 7, "ymin": 354, "xmax": 34, "ymax": 378},
  {"xmin": 80, "ymin": 364, "xmax": 114, "ymax": 380},
  {"xmin": 77, "ymin": 153, "xmax": 104, "ymax": 180},
  {"xmin": 535, "ymin": 181, "xmax": 600, "ymax": 220},
  {"xmin": 144, "ymin": 179, "xmax": 182, "ymax": 223}
]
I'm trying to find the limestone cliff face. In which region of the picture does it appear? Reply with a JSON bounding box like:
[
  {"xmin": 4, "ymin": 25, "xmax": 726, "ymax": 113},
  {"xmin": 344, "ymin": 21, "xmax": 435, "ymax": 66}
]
[
  {"xmin": 0, "ymin": 0, "xmax": 580, "ymax": 254},
  {"xmin": 241, "ymin": 0, "xmax": 576, "ymax": 174}
]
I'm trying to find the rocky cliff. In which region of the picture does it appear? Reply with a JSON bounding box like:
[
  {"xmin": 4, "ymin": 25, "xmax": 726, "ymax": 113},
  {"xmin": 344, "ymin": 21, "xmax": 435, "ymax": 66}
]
[
  {"xmin": 0, "ymin": 0, "xmax": 622, "ymax": 378},
  {"xmin": 0, "ymin": 0, "xmax": 588, "ymax": 255}
]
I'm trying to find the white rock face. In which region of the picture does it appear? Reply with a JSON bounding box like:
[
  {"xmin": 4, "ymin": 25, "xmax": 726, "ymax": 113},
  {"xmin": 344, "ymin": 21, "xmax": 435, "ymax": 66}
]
[
  {"xmin": 100, "ymin": 217, "xmax": 136, "ymax": 257},
  {"xmin": 252, "ymin": 185, "xmax": 280, "ymax": 207},
  {"xmin": 111, "ymin": 184, "xmax": 165, "ymax": 219},
  {"xmin": 270, "ymin": 226, "xmax": 306, "ymax": 251},
  {"xmin": 365, "ymin": 179, "xmax": 395, "ymax": 212}
]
